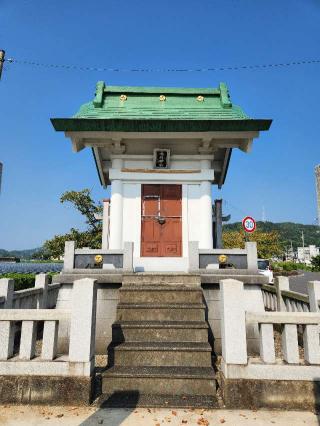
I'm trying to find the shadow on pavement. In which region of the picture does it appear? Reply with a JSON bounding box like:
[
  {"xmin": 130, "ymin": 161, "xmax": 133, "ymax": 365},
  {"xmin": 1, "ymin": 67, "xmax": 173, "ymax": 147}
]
[{"xmin": 80, "ymin": 391, "xmax": 140, "ymax": 426}]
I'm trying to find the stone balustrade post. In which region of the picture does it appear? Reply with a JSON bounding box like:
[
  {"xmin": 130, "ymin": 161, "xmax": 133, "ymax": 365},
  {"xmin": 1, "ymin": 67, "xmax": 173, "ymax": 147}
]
[
  {"xmin": 0, "ymin": 278, "xmax": 14, "ymax": 308},
  {"xmin": 63, "ymin": 241, "xmax": 75, "ymax": 270},
  {"xmin": 123, "ymin": 242, "xmax": 134, "ymax": 271},
  {"xmin": 220, "ymin": 278, "xmax": 247, "ymax": 364},
  {"xmin": 307, "ymin": 281, "xmax": 320, "ymax": 312},
  {"xmin": 275, "ymin": 276, "xmax": 290, "ymax": 311},
  {"xmin": 69, "ymin": 278, "xmax": 97, "ymax": 368},
  {"xmin": 245, "ymin": 242, "xmax": 258, "ymax": 272},
  {"xmin": 35, "ymin": 273, "xmax": 49, "ymax": 309},
  {"xmin": 188, "ymin": 241, "xmax": 199, "ymax": 271}
]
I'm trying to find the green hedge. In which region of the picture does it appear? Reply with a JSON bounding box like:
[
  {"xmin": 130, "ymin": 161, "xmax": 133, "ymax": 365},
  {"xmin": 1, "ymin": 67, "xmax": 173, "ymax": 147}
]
[
  {"xmin": 0, "ymin": 273, "xmax": 57, "ymax": 291},
  {"xmin": 271, "ymin": 261, "xmax": 312, "ymax": 272}
]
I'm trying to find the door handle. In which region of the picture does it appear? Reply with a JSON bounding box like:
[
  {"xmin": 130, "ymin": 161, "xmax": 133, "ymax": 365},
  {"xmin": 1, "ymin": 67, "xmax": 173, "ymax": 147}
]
[{"xmin": 157, "ymin": 216, "xmax": 166, "ymax": 225}]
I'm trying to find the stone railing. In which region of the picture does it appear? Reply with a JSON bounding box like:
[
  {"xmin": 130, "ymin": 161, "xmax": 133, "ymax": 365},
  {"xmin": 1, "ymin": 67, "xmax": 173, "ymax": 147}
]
[
  {"xmin": 63, "ymin": 241, "xmax": 134, "ymax": 271},
  {"xmin": 0, "ymin": 274, "xmax": 60, "ymax": 310},
  {"xmin": 262, "ymin": 277, "xmax": 320, "ymax": 313},
  {"xmin": 220, "ymin": 279, "xmax": 320, "ymax": 388},
  {"xmin": 189, "ymin": 241, "xmax": 258, "ymax": 271},
  {"xmin": 0, "ymin": 278, "xmax": 96, "ymax": 378}
]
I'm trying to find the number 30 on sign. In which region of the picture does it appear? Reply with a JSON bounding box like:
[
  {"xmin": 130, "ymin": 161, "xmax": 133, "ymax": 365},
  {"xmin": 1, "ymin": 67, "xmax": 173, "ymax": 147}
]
[{"xmin": 242, "ymin": 216, "xmax": 256, "ymax": 233}]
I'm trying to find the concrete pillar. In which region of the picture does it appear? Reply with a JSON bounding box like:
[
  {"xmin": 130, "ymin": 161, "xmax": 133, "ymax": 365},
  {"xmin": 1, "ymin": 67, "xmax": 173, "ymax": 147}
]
[
  {"xmin": 200, "ymin": 180, "xmax": 213, "ymax": 249},
  {"xmin": 102, "ymin": 198, "xmax": 110, "ymax": 250},
  {"xmin": 63, "ymin": 241, "xmax": 75, "ymax": 270},
  {"xmin": 275, "ymin": 276, "xmax": 290, "ymax": 311},
  {"xmin": 188, "ymin": 241, "xmax": 199, "ymax": 271},
  {"xmin": 0, "ymin": 321, "xmax": 15, "ymax": 360},
  {"xmin": 42, "ymin": 321, "xmax": 58, "ymax": 361},
  {"xmin": 259, "ymin": 323, "xmax": 275, "ymax": 363},
  {"xmin": 123, "ymin": 241, "xmax": 134, "ymax": 271},
  {"xmin": 245, "ymin": 242, "xmax": 258, "ymax": 272},
  {"xmin": 69, "ymin": 278, "xmax": 97, "ymax": 364},
  {"xmin": 20, "ymin": 321, "xmax": 37, "ymax": 360},
  {"xmin": 35, "ymin": 273, "xmax": 49, "ymax": 309},
  {"xmin": 220, "ymin": 279, "xmax": 247, "ymax": 364},
  {"xmin": 282, "ymin": 324, "xmax": 299, "ymax": 364},
  {"xmin": 308, "ymin": 281, "xmax": 320, "ymax": 312},
  {"xmin": 109, "ymin": 179, "xmax": 123, "ymax": 249},
  {"xmin": 304, "ymin": 325, "xmax": 320, "ymax": 364},
  {"xmin": 0, "ymin": 278, "xmax": 14, "ymax": 308}
]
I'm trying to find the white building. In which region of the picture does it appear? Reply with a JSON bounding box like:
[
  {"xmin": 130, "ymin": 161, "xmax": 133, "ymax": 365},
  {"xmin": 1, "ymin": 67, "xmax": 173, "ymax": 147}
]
[
  {"xmin": 297, "ymin": 245, "xmax": 319, "ymax": 264},
  {"xmin": 52, "ymin": 82, "xmax": 271, "ymax": 272}
]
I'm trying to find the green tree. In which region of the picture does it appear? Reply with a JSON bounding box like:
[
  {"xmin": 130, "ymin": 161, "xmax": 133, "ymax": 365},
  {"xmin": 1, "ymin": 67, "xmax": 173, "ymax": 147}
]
[
  {"xmin": 311, "ymin": 255, "xmax": 320, "ymax": 272},
  {"xmin": 43, "ymin": 189, "xmax": 103, "ymax": 258},
  {"xmin": 222, "ymin": 228, "xmax": 283, "ymax": 259}
]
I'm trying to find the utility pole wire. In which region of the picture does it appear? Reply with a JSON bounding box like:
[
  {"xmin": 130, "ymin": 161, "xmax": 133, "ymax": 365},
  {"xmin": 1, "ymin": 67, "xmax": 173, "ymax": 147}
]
[
  {"xmin": 0, "ymin": 50, "xmax": 5, "ymax": 80},
  {"xmin": 3, "ymin": 55, "xmax": 320, "ymax": 73}
]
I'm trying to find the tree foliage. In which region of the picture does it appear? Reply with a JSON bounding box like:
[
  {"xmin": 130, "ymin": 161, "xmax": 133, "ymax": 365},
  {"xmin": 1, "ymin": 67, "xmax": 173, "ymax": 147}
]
[
  {"xmin": 223, "ymin": 221, "xmax": 320, "ymax": 250},
  {"xmin": 311, "ymin": 255, "xmax": 320, "ymax": 272},
  {"xmin": 60, "ymin": 189, "xmax": 103, "ymax": 232},
  {"xmin": 43, "ymin": 189, "xmax": 103, "ymax": 258},
  {"xmin": 222, "ymin": 228, "xmax": 283, "ymax": 259}
]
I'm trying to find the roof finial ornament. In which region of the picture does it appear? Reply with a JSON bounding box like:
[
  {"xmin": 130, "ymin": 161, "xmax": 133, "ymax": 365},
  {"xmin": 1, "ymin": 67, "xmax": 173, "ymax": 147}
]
[{"xmin": 93, "ymin": 81, "xmax": 105, "ymax": 108}]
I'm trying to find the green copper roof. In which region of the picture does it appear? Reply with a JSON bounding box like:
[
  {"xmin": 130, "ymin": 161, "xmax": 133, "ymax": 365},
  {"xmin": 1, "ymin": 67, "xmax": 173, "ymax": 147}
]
[
  {"xmin": 51, "ymin": 81, "xmax": 272, "ymax": 132},
  {"xmin": 74, "ymin": 82, "xmax": 247, "ymax": 120}
]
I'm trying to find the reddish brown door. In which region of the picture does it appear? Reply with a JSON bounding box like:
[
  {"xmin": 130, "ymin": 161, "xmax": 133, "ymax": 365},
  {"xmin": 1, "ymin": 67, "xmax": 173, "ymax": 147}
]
[{"xmin": 141, "ymin": 184, "xmax": 182, "ymax": 257}]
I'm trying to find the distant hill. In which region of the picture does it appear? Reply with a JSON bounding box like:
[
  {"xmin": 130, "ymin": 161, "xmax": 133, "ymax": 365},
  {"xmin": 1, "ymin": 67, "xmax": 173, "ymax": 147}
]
[
  {"xmin": 0, "ymin": 248, "xmax": 40, "ymax": 260},
  {"xmin": 223, "ymin": 221, "xmax": 320, "ymax": 250}
]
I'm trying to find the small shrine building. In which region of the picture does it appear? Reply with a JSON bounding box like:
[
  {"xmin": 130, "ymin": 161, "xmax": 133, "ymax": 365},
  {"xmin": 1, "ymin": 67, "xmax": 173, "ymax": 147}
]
[{"xmin": 51, "ymin": 82, "xmax": 271, "ymax": 271}]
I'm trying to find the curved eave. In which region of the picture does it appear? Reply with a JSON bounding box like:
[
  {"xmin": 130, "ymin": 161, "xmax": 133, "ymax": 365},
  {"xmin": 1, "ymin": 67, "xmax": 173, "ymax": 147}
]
[{"xmin": 51, "ymin": 118, "xmax": 272, "ymax": 133}]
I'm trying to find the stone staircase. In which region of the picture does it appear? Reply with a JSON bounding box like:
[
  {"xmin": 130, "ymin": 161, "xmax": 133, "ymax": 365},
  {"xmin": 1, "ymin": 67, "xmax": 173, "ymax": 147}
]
[{"xmin": 101, "ymin": 274, "xmax": 217, "ymax": 407}]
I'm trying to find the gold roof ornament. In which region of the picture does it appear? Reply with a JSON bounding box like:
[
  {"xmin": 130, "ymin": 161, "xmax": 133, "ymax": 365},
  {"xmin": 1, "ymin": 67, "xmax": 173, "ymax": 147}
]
[
  {"xmin": 94, "ymin": 254, "xmax": 103, "ymax": 264},
  {"xmin": 119, "ymin": 94, "xmax": 127, "ymax": 101},
  {"xmin": 218, "ymin": 254, "xmax": 228, "ymax": 264},
  {"xmin": 159, "ymin": 95, "xmax": 166, "ymax": 101},
  {"xmin": 197, "ymin": 95, "xmax": 204, "ymax": 102}
]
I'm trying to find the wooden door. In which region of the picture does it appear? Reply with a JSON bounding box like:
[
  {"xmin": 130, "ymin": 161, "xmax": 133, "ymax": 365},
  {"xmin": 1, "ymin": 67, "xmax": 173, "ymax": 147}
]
[{"xmin": 141, "ymin": 184, "xmax": 182, "ymax": 257}]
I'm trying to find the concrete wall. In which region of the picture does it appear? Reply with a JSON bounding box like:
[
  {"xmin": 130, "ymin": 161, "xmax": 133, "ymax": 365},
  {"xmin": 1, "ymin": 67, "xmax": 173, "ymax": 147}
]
[
  {"xmin": 56, "ymin": 282, "xmax": 120, "ymax": 354},
  {"xmin": 202, "ymin": 283, "xmax": 264, "ymax": 355}
]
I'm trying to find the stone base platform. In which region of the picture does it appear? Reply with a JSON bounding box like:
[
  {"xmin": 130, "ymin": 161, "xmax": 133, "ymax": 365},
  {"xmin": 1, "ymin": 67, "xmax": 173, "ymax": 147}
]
[
  {"xmin": 220, "ymin": 374, "xmax": 320, "ymax": 411},
  {"xmin": 0, "ymin": 376, "xmax": 94, "ymax": 406}
]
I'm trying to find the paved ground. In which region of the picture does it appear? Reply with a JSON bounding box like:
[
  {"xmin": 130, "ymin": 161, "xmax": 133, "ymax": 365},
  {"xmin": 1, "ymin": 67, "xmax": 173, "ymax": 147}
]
[
  {"xmin": 0, "ymin": 406, "xmax": 318, "ymax": 425},
  {"xmin": 288, "ymin": 271, "xmax": 320, "ymax": 295}
]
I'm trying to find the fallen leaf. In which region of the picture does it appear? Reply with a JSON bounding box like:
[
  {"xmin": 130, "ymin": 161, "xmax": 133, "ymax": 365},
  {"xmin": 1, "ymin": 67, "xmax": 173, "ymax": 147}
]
[
  {"xmin": 182, "ymin": 421, "xmax": 188, "ymax": 424},
  {"xmin": 172, "ymin": 411, "xmax": 177, "ymax": 416},
  {"xmin": 220, "ymin": 419, "xmax": 226, "ymax": 424},
  {"xmin": 56, "ymin": 414, "xmax": 64, "ymax": 418}
]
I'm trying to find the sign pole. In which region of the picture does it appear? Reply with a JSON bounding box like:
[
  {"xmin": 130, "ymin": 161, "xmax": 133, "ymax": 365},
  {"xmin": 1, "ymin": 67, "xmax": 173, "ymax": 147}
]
[{"xmin": 0, "ymin": 50, "xmax": 5, "ymax": 81}]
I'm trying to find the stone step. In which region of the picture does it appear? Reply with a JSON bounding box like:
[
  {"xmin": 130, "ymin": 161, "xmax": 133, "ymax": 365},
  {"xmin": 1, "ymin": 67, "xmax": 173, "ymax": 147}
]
[
  {"xmin": 97, "ymin": 393, "xmax": 218, "ymax": 408},
  {"xmin": 102, "ymin": 366, "xmax": 216, "ymax": 396},
  {"xmin": 122, "ymin": 274, "xmax": 201, "ymax": 287},
  {"xmin": 119, "ymin": 286, "xmax": 203, "ymax": 304},
  {"xmin": 112, "ymin": 320, "xmax": 209, "ymax": 343},
  {"xmin": 111, "ymin": 342, "xmax": 212, "ymax": 367},
  {"xmin": 116, "ymin": 303, "xmax": 205, "ymax": 322}
]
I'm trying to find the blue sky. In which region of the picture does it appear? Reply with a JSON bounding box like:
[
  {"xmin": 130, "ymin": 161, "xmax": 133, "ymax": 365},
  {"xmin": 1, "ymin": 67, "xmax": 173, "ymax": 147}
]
[{"xmin": 1, "ymin": 0, "xmax": 320, "ymax": 250}]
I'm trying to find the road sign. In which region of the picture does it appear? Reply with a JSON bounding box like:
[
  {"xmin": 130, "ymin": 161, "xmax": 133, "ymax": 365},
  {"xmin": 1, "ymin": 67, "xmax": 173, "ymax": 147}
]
[{"xmin": 242, "ymin": 216, "xmax": 256, "ymax": 233}]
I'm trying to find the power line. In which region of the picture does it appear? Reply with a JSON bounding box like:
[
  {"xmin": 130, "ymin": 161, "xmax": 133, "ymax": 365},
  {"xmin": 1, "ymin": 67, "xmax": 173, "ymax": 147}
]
[{"xmin": 4, "ymin": 57, "xmax": 320, "ymax": 73}]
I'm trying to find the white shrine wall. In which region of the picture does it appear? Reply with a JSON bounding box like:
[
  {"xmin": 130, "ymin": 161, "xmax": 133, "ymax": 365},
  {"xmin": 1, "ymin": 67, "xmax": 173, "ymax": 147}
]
[{"xmin": 107, "ymin": 154, "xmax": 215, "ymax": 272}]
